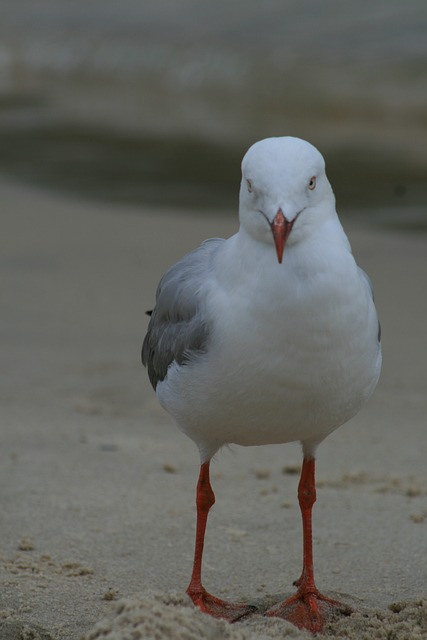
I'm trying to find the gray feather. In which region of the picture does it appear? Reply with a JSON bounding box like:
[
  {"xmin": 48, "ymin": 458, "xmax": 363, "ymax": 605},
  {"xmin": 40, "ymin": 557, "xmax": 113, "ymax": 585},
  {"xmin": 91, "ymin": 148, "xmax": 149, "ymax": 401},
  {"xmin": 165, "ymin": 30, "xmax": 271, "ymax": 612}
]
[
  {"xmin": 358, "ymin": 267, "xmax": 381, "ymax": 343},
  {"xmin": 142, "ymin": 238, "xmax": 224, "ymax": 389}
]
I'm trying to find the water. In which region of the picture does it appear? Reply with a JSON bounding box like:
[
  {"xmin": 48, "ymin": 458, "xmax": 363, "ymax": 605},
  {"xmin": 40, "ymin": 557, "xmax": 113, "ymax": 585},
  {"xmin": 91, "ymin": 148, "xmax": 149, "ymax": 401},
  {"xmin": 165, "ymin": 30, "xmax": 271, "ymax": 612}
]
[{"xmin": 0, "ymin": 0, "xmax": 426, "ymax": 218}]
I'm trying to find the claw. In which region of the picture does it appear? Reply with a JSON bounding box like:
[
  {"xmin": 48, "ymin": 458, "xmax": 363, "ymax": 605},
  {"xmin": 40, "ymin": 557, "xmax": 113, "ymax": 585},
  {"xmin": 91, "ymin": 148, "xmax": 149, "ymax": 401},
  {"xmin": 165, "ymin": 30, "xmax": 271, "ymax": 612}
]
[
  {"xmin": 266, "ymin": 590, "xmax": 352, "ymax": 633},
  {"xmin": 188, "ymin": 587, "xmax": 256, "ymax": 622}
]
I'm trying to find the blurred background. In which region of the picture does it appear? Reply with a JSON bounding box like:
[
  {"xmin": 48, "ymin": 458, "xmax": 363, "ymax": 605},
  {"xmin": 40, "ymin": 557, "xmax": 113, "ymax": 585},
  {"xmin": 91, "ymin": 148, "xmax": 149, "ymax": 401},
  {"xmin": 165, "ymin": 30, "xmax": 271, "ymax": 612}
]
[{"xmin": 0, "ymin": 0, "xmax": 426, "ymax": 222}]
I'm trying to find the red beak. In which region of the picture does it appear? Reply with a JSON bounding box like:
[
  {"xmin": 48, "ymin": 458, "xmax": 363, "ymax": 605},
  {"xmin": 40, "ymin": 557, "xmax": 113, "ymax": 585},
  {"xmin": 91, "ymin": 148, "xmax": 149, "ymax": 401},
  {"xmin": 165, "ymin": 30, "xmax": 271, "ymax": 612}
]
[{"xmin": 270, "ymin": 209, "xmax": 295, "ymax": 263}]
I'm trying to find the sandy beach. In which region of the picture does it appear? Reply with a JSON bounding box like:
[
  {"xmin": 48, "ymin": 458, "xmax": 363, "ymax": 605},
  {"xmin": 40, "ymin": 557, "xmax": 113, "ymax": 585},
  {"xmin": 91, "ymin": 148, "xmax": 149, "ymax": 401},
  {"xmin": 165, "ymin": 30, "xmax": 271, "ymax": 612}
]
[{"xmin": 1, "ymin": 180, "xmax": 426, "ymax": 639}]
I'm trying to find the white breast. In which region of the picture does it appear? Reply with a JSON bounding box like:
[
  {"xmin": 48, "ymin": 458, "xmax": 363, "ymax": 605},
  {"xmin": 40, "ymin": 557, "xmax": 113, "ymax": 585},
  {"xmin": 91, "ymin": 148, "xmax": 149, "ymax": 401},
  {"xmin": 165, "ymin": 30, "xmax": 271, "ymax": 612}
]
[{"xmin": 157, "ymin": 227, "xmax": 381, "ymax": 460}]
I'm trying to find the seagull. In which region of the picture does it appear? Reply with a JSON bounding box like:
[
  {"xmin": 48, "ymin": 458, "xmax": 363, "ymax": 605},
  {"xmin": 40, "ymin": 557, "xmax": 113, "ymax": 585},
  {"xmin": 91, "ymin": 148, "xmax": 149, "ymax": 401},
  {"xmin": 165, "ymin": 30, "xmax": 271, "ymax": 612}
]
[{"xmin": 142, "ymin": 136, "xmax": 381, "ymax": 633}]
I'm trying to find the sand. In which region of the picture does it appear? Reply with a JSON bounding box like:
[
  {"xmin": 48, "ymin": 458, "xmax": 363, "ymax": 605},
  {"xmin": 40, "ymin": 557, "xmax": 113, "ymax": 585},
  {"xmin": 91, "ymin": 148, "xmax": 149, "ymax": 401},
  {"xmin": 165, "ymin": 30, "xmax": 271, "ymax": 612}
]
[{"xmin": 0, "ymin": 179, "xmax": 426, "ymax": 639}]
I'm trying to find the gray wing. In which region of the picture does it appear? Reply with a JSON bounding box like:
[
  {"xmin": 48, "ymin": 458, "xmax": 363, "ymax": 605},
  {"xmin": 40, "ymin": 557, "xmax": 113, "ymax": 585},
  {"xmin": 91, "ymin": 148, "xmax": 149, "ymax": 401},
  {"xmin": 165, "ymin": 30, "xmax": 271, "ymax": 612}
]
[
  {"xmin": 358, "ymin": 267, "xmax": 381, "ymax": 343},
  {"xmin": 142, "ymin": 238, "xmax": 224, "ymax": 390}
]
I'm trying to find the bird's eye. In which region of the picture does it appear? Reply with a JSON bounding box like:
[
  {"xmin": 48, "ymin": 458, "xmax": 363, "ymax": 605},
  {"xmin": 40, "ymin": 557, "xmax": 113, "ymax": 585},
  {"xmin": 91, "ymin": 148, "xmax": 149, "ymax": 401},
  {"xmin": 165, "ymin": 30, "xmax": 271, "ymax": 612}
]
[
  {"xmin": 246, "ymin": 179, "xmax": 253, "ymax": 193},
  {"xmin": 308, "ymin": 176, "xmax": 317, "ymax": 190}
]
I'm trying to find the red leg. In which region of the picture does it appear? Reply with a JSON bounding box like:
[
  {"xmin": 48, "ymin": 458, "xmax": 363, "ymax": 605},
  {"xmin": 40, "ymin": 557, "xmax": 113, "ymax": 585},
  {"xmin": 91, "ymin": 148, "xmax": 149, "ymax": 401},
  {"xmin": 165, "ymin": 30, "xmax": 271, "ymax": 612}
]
[
  {"xmin": 266, "ymin": 457, "xmax": 352, "ymax": 633},
  {"xmin": 186, "ymin": 461, "xmax": 256, "ymax": 622}
]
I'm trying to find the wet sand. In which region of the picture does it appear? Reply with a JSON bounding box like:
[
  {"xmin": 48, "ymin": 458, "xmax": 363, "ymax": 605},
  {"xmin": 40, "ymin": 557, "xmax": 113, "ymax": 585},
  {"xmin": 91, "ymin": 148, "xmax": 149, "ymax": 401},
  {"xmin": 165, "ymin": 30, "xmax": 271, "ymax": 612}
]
[{"xmin": 0, "ymin": 180, "xmax": 426, "ymax": 639}]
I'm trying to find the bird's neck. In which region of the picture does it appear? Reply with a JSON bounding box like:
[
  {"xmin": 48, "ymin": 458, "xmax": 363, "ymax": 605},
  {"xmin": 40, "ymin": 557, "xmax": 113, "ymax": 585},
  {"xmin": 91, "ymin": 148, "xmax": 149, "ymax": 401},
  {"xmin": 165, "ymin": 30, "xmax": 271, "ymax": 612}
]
[{"xmin": 215, "ymin": 218, "xmax": 353, "ymax": 297}]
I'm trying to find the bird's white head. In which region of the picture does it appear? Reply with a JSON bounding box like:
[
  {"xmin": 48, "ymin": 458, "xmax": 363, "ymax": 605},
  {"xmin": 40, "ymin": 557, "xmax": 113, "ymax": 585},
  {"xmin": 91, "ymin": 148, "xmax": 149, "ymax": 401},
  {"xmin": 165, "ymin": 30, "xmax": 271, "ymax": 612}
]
[{"xmin": 239, "ymin": 137, "xmax": 336, "ymax": 263}]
